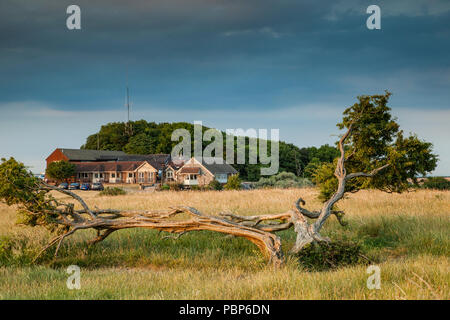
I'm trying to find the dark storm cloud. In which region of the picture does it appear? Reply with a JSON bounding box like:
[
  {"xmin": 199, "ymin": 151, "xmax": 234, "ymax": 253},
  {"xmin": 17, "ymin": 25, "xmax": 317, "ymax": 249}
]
[
  {"xmin": 0, "ymin": 0, "xmax": 449, "ymax": 110},
  {"xmin": 1, "ymin": 0, "xmax": 449, "ymax": 175}
]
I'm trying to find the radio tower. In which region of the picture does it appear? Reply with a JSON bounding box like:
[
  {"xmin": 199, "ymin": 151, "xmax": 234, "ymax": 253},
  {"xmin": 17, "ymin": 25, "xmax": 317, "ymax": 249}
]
[{"xmin": 125, "ymin": 68, "xmax": 133, "ymax": 136}]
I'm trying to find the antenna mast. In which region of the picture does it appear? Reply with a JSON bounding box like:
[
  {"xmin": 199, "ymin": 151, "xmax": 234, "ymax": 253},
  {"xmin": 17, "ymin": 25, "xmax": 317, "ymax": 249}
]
[{"xmin": 125, "ymin": 67, "xmax": 133, "ymax": 136}]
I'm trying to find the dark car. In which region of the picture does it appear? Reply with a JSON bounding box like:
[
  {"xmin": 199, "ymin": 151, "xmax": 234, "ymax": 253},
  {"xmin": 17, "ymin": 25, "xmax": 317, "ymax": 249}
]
[
  {"xmin": 91, "ymin": 182, "xmax": 104, "ymax": 191},
  {"xmin": 58, "ymin": 182, "xmax": 69, "ymax": 189},
  {"xmin": 68, "ymin": 183, "xmax": 80, "ymax": 190},
  {"xmin": 80, "ymin": 183, "xmax": 91, "ymax": 191}
]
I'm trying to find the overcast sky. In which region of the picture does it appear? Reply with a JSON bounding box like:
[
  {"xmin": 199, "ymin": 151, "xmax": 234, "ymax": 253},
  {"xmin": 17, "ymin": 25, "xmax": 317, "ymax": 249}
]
[{"xmin": 0, "ymin": 0, "xmax": 449, "ymax": 175}]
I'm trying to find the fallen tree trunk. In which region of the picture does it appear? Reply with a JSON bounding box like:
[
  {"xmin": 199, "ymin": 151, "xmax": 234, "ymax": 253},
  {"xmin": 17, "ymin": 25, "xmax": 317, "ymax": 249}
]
[
  {"xmin": 31, "ymin": 182, "xmax": 350, "ymax": 266},
  {"xmin": 32, "ymin": 183, "xmax": 284, "ymax": 266}
]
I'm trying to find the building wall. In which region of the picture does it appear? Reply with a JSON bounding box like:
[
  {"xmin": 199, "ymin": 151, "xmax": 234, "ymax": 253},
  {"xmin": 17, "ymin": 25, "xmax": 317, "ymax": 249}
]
[
  {"xmin": 136, "ymin": 162, "xmax": 158, "ymax": 184},
  {"xmin": 176, "ymin": 165, "xmax": 215, "ymax": 186},
  {"xmin": 45, "ymin": 149, "xmax": 69, "ymax": 167}
]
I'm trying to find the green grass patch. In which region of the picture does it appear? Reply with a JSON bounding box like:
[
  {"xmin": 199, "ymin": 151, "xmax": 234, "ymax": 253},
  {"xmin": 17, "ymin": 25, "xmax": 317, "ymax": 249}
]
[{"xmin": 99, "ymin": 187, "xmax": 127, "ymax": 196}]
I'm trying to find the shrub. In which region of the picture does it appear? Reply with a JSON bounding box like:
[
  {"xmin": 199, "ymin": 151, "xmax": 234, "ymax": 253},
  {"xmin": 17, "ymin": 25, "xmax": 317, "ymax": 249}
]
[
  {"xmin": 167, "ymin": 183, "xmax": 183, "ymax": 191},
  {"xmin": 0, "ymin": 236, "xmax": 34, "ymax": 266},
  {"xmin": 99, "ymin": 187, "xmax": 127, "ymax": 196},
  {"xmin": 0, "ymin": 237, "xmax": 13, "ymax": 266},
  {"xmin": 224, "ymin": 174, "xmax": 241, "ymax": 190},
  {"xmin": 208, "ymin": 179, "xmax": 223, "ymax": 191},
  {"xmin": 161, "ymin": 184, "xmax": 170, "ymax": 191},
  {"xmin": 254, "ymin": 171, "xmax": 313, "ymax": 189},
  {"xmin": 296, "ymin": 241, "xmax": 368, "ymax": 271},
  {"xmin": 422, "ymin": 177, "xmax": 450, "ymax": 190}
]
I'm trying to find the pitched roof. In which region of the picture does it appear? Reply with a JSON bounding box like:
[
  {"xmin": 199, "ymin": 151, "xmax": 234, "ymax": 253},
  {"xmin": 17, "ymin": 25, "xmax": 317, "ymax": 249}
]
[
  {"xmin": 116, "ymin": 154, "xmax": 170, "ymax": 170},
  {"xmin": 194, "ymin": 157, "xmax": 238, "ymax": 175},
  {"xmin": 74, "ymin": 161, "xmax": 145, "ymax": 172},
  {"xmin": 55, "ymin": 148, "xmax": 170, "ymax": 169},
  {"xmin": 179, "ymin": 167, "xmax": 201, "ymax": 174},
  {"xmin": 167, "ymin": 159, "xmax": 185, "ymax": 170},
  {"xmin": 59, "ymin": 148, "xmax": 126, "ymax": 161}
]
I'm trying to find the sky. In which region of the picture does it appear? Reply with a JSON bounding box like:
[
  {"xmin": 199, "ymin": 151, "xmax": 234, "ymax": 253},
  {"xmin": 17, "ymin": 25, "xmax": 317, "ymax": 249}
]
[{"xmin": 0, "ymin": 0, "xmax": 449, "ymax": 175}]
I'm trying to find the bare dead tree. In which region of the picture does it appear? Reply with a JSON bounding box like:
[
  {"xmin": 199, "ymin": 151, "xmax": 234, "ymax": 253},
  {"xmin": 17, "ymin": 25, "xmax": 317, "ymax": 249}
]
[{"xmin": 31, "ymin": 182, "xmax": 284, "ymax": 266}]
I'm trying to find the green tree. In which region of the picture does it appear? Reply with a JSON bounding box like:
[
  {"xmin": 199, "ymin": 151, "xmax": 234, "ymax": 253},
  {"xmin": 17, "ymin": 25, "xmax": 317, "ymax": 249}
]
[
  {"xmin": 313, "ymin": 92, "xmax": 438, "ymax": 201},
  {"xmin": 303, "ymin": 157, "xmax": 321, "ymax": 178},
  {"xmin": 289, "ymin": 92, "xmax": 438, "ymax": 253},
  {"xmin": 123, "ymin": 133, "xmax": 156, "ymax": 154},
  {"xmin": 208, "ymin": 179, "xmax": 223, "ymax": 191},
  {"xmin": 45, "ymin": 161, "xmax": 76, "ymax": 183},
  {"xmin": 422, "ymin": 177, "xmax": 450, "ymax": 190},
  {"xmin": 224, "ymin": 174, "xmax": 242, "ymax": 190}
]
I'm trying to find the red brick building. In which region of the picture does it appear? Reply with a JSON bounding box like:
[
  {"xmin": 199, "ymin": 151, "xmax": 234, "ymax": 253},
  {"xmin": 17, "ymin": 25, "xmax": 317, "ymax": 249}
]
[{"xmin": 45, "ymin": 148, "xmax": 169, "ymax": 185}]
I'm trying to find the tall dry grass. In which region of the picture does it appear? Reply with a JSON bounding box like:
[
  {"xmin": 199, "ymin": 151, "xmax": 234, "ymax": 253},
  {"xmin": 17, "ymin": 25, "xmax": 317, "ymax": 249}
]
[{"xmin": 0, "ymin": 188, "xmax": 448, "ymax": 299}]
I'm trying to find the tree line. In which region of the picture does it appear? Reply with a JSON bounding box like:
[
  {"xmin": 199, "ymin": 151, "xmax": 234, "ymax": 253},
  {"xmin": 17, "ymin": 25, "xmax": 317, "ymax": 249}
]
[{"xmin": 81, "ymin": 120, "xmax": 340, "ymax": 181}]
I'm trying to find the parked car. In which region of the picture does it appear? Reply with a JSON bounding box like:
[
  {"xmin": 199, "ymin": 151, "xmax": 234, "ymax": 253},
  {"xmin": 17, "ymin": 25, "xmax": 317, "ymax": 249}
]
[
  {"xmin": 91, "ymin": 182, "xmax": 104, "ymax": 191},
  {"xmin": 80, "ymin": 183, "xmax": 91, "ymax": 191},
  {"xmin": 68, "ymin": 183, "xmax": 80, "ymax": 190},
  {"xmin": 58, "ymin": 182, "xmax": 69, "ymax": 189}
]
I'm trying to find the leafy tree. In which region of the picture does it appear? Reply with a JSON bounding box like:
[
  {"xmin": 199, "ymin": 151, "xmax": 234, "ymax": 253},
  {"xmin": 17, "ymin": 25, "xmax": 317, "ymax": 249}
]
[
  {"xmin": 208, "ymin": 179, "xmax": 223, "ymax": 191},
  {"xmin": 313, "ymin": 92, "xmax": 438, "ymax": 201},
  {"xmin": 123, "ymin": 133, "xmax": 156, "ymax": 154},
  {"xmin": 422, "ymin": 177, "xmax": 450, "ymax": 190},
  {"xmin": 224, "ymin": 174, "xmax": 242, "ymax": 190},
  {"xmin": 303, "ymin": 157, "xmax": 321, "ymax": 178},
  {"xmin": 45, "ymin": 161, "xmax": 75, "ymax": 183},
  {"xmin": 0, "ymin": 158, "xmax": 60, "ymax": 230},
  {"xmin": 309, "ymin": 144, "xmax": 340, "ymax": 163},
  {"xmin": 288, "ymin": 92, "xmax": 438, "ymax": 253}
]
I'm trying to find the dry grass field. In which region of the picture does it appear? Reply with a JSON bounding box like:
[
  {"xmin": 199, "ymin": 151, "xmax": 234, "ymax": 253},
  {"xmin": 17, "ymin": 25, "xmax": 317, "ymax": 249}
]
[{"xmin": 0, "ymin": 188, "xmax": 449, "ymax": 299}]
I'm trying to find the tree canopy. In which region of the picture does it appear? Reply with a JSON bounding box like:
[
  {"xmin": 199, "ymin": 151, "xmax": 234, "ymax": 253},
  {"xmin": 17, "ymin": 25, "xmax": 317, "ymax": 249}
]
[
  {"xmin": 82, "ymin": 120, "xmax": 339, "ymax": 181},
  {"xmin": 45, "ymin": 160, "xmax": 76, "ymax": 183},
  {"xmin": 313, "ymin": 92, "xmax": 438, "ymax": 200}
]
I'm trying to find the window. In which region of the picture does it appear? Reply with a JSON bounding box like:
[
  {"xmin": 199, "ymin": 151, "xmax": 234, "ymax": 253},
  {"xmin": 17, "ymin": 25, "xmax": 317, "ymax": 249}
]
[
  {"xmin": 128, "ymin": 173, "xmax": 133, "ymax": 178},
  {"xmin": 94, "ymin": 173, "xmax": 98, "ymax": 178},
  {"xmin": 111, "ymin": 173, "xmax": 116, "ymax": 178}
]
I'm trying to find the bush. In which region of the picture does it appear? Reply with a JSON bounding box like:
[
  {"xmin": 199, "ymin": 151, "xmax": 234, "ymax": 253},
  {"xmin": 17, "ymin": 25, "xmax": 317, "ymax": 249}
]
[
  {"xmin": 208, "ymin": 179, "xmax": 223, "ymax": 191},
  {"xmin": 253, "ymin": 171, "xmax": 313, "ymax": 189},
  {"xmin": 0, "ymin": 236, "xmax": 34, "ymax": 266},
  {"xmin": 224, "ymin": 174, "xmax": 241, "ymax": 190},
  {"xmin": 422, "ymin": 177, "xmax": 450, "ymax": 190},
  {"xmin": 161, "ymin": 184, "xmax": 170, "ymax": 191},
  {"xmin": 99, "ymin": 187, "xmax": 127, "ymax": 196},
  {"xmin": 167, "ymin": 183, "xmax": 183, "ymax": 191},
  {"xmin": 296, "ymin": 241, "xmax": 368, "ymax": 271}
]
